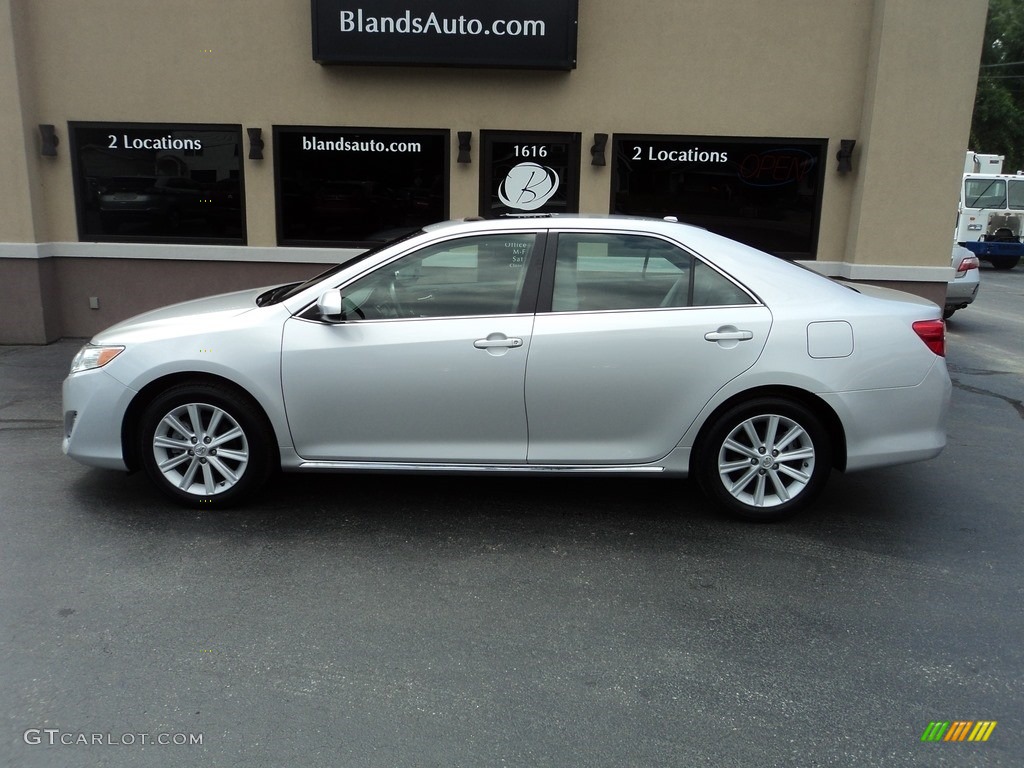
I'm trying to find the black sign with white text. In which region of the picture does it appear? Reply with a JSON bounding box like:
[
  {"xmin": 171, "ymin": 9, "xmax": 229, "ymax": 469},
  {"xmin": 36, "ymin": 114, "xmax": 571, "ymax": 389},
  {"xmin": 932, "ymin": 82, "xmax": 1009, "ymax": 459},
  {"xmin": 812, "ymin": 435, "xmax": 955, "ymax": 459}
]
[
  {"xmin": 275, "ymin": 126, "xmax": 448, "ymax": 246},
  {"xmin": 69, "ymin": 122, "xmax": 245, "ymax": 245},
  {"xmin": 312, "ymin": 0, "xmax": 578, "ymax": 69},
  {"xmin": 612, "ymin": 135, "xmax": 827, "ymax": 259},
  {"xmin": 480, "ymin": 131, "xmax": 580, "ymax": 218}
]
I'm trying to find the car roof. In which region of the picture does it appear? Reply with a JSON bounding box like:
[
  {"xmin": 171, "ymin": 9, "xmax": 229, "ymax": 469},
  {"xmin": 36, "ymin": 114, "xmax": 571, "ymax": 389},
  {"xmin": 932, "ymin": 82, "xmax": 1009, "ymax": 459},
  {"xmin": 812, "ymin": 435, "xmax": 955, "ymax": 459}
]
[
  {"xmin": 423, "ymin": 213, "xmax": 692, "ymax": 234},
  {"xmin": 420, "ymin": 214, "xmax": 732, "ymax": 252}
]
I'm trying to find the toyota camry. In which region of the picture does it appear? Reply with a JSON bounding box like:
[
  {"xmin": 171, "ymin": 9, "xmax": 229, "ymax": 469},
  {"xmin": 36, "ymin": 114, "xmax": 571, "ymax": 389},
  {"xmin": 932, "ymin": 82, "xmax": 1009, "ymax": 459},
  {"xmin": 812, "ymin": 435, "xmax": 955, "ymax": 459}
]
[{"xmin": 62, "ymin": 216, "xmax": 951, "ymax": 521}]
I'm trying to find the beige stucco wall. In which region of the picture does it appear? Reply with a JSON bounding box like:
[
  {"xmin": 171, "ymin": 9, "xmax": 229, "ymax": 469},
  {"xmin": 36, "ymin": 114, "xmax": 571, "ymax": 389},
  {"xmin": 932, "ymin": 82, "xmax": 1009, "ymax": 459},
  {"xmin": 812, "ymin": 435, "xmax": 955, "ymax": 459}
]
[
  {"xmin": 0, "ymin": 0, "xmax": 989, "ymax": 342},
  {"xmin": 8, "ymin": 0, "xmax": 881, "ymax": 252},
  {"xmin": 0, "ymin": 0, "xmax": 39, "ymax": 243},
  {"xmin": 845, "ymin": 0, "xmax": 987, "ymax": 269}
]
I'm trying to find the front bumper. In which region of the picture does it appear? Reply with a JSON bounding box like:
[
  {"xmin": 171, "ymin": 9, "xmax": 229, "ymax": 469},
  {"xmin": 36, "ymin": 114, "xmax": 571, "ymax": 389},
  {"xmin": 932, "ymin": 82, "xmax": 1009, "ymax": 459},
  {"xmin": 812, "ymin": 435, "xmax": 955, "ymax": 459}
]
[{"xmin": 62, "ymin": 368, "xmax": 136, "ymax": 471}]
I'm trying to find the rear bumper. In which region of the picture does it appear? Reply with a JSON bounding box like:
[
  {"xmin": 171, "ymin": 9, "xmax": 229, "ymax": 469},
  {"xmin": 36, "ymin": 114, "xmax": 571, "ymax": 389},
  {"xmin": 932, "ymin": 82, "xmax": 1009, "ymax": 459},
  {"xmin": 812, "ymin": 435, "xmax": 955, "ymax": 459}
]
[
  {"xmin": 822, "ymin": 358, "xmax": 951, "ymax": 472},
  {"xmin": 945, "ymin": 277, "xmax": 979, "ymax": 308}
]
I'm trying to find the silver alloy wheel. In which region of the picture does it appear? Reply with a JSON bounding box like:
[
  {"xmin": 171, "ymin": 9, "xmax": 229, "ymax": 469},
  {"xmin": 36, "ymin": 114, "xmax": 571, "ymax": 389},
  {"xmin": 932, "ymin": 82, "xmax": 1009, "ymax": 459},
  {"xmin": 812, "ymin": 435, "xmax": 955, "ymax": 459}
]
[
  {"xmin": 716, "ymin": 413, "xmax": 816, "ymax": 508},
  {"xmin": 151, "ymin": 401, "xmax": 250, "ymax": 496}
]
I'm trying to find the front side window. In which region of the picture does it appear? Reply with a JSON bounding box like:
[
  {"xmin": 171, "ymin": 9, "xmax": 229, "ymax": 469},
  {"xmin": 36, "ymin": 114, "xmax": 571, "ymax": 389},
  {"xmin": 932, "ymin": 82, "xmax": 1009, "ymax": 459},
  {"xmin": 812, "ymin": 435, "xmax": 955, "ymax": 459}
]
[
  {"xmin": 551, "ymin": 233, "xmax": 752, "ymax": 312},
  {"xmin": 341, "ymin": 234, "xmax": 537, "ymax": 320}
]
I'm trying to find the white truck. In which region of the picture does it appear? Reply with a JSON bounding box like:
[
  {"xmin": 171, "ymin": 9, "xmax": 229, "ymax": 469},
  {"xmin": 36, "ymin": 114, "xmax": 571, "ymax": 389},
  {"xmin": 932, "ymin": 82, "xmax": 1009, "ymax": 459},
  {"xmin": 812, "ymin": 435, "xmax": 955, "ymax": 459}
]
[{"xmin": 956, "ymin": 151, "xmax": 1024, "ymax": 270}]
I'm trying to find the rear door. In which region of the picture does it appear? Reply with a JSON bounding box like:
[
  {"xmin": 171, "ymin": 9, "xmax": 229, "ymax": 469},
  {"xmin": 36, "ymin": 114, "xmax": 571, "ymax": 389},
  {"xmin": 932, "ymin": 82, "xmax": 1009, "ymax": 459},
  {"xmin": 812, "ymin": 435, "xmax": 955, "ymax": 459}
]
[{"xmin": 525, "ymin": 231, "xmax": 772, "ymax": 464}]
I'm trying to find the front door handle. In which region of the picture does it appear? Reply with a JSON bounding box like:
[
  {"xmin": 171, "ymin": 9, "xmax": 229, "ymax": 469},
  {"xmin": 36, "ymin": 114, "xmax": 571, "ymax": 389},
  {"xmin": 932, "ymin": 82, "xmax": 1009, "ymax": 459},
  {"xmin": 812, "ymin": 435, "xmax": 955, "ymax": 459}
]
[{"xmin": 474, "ymin": 336, "xmax": 524, "ymax": 349}]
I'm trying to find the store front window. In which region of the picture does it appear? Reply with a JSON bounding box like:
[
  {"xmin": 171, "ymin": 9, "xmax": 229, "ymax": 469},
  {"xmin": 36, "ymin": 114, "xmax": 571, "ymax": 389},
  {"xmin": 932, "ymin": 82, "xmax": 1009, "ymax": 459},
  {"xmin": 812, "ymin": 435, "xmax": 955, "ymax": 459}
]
[
  {"xmin": 612, "ymin": 135, "xmax": 827, "ymax": 259},
  {"xmin": 70, "ymin": 122, "xmax": 245, "ymax": 244},
  {"xmin": 274, "ymin": 127, "xmax": 448, "ymax": 246},
  {"xmin": 480, "ymin": 131, "xmax": 580, "ymax": 218}
]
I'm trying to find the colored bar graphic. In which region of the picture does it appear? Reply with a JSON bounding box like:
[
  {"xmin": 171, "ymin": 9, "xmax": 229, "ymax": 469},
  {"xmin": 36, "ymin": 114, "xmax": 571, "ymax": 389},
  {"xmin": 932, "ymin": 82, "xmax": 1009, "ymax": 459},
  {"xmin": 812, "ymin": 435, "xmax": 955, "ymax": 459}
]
[
  {"xmin": 969, "ymin": 721, "xmax": 998, "ymax": 742},
  {"xmin": 945, "ymin": 721, "xmax": 973, "ymax": 741},
  {"xmin": 921, "ymin": 721, "xmax": 996, "ymax": 742}
]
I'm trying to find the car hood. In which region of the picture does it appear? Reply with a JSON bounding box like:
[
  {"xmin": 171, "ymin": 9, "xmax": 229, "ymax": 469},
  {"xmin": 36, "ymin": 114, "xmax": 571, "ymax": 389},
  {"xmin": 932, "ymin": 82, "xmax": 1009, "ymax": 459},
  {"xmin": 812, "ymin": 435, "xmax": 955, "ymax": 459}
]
[{"xmin": 92, "ymin": 287, "xmax": 269, "ymax": 343}]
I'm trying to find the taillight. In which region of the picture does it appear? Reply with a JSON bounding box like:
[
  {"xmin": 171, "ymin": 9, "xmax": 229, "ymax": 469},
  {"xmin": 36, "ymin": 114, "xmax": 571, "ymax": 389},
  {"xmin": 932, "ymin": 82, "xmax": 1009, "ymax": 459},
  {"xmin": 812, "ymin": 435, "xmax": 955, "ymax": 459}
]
[
  {"xmin": 956, "ymin": 255, "xmax": 980, "ymax": 274},
  {"xmin": 912, "ymin": 319, "xmax": 945, "ymax": 357}
]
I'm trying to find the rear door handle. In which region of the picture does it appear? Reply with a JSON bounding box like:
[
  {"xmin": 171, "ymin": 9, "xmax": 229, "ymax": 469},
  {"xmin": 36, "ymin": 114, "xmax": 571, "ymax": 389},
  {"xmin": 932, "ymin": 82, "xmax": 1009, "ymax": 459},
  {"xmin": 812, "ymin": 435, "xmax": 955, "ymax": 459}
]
[{"xmin": 704, "ymin": 329, "xmax": 753, "ymax": 342}]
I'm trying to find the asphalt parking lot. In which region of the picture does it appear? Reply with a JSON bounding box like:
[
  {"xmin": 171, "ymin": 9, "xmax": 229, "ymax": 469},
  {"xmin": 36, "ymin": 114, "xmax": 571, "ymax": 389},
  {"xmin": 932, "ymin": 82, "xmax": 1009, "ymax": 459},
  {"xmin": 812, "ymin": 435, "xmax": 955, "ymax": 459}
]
[{"xmin": 1, "ymin": 267, "xmax": 1022, "ymax": 768}]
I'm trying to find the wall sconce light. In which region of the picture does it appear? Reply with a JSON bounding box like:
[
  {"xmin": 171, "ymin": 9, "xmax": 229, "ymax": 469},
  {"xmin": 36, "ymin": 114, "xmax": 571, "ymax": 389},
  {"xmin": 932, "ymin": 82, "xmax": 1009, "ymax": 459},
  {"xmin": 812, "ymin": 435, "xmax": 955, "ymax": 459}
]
[
  {"xmin": 247, "ymin": 128, "xmax": 264, "ymax": 160},
  {"xmin": 39, "ymin": 124, "xmax": 59, "ymax": 157},
  {"xmin": 591, "ymin": 133, "xmax": 608, "ymax": 167},
  {"xmin": 836, "ymin": 139, "xmax": 856, "ymax": 174},
  {"xmin": 457, "ymin": 132, "xmax": 472, "ymax": 164}
]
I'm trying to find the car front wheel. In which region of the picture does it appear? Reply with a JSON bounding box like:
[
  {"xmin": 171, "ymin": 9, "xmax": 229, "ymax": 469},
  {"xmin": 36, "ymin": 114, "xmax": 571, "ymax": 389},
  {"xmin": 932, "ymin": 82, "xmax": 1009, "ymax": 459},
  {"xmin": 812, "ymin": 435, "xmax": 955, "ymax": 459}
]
[
  {"xmin": 138, "ymin": 383, "xmax": 274, "ymax": 507},
  {"xmin": 697, "ymin": 398, "xmax": 832, "ymax": 522}
]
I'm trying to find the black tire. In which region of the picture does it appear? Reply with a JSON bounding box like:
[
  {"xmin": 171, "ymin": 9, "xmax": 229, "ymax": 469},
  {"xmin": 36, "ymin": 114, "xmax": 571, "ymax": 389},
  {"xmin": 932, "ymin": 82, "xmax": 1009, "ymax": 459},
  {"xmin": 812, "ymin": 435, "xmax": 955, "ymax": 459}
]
[
  {"xmin": 137, "ymin": 382, "xmax": 274, "ymax": 507},
  {"xmin": 696, "ymin": 398, "xmax": 832, "ymax": 522},
  {"xmin": 943, "ymin": 307, "xmax": 956, "ymax": 320},
  {"xmin": 990, "ymin": 256, "xmax": 1019, "ymax": 270}
]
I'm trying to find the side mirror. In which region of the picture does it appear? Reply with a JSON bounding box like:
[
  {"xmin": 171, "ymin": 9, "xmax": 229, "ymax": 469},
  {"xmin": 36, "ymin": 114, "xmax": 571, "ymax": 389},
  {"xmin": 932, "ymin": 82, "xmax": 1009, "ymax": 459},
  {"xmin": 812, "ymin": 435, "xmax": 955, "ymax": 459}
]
[{"xmin": 317, "ymin": 289, "xmax": 344, "ymax": 321}]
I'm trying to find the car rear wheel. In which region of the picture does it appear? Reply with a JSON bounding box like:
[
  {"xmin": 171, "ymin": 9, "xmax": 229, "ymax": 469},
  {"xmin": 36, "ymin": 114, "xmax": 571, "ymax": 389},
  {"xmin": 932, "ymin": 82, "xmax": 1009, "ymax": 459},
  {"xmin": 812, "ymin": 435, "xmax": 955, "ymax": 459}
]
[
  {"xmin": 697, "ymin": 398, "xmax": 832, "ymax": 522},
  {"xmin": 138, "ymin": 383, "xmax": 274, "ymax": 507},
  {"xmin": 990, "ymin": 256, "xmax": 1020, "ymax": 270}
]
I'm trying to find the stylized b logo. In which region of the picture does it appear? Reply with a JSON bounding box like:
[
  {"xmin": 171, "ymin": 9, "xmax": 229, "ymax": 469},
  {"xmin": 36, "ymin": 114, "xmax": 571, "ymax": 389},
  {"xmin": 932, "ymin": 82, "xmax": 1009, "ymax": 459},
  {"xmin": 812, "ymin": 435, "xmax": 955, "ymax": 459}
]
[{"xmin": 499, "ymin": 162, "xmax": 560, "ymax": 211}]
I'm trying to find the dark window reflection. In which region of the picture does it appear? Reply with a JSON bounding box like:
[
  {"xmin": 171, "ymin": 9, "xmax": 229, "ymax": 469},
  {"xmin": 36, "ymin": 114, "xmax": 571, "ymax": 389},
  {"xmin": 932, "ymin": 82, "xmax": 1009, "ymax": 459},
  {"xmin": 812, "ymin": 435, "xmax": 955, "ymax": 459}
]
[
  {"xmin": 71, "ymin": 123, "xmax": 245, "ymax": 244},
  {"xmin": 612, "ymin": 136, "xmax": 826, "ymax": 259},
  {"xmin": 275, "ymin": 128, "xmax": 448, "ymax": 246}
]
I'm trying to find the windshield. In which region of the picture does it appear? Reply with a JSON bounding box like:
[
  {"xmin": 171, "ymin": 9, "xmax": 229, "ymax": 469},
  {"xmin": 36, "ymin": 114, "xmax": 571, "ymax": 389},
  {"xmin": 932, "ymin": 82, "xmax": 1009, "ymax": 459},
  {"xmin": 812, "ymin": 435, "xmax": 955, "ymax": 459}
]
[
  {"xmin": 1009, "ymin": 179, "xmax": 1024, "ymax": 210},
  {"xmin": 964, "ymin": 178, "xmax": 1007, "ymax": 209},
  {"xmin": 258, "ymin": 229, "xmax": 424, "ymax": 306}
]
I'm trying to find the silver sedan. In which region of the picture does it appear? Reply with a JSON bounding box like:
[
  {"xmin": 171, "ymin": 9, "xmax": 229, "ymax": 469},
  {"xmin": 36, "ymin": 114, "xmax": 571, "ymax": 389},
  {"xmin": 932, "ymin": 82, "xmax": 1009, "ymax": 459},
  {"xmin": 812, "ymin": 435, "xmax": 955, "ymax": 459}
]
[
  {"xmin": 945, "ymin": 244, "xmax": 981, "ymax": 319},
  {"xmin": 62, "ymin": 216, "xmax": 951, "ymax": 521}
]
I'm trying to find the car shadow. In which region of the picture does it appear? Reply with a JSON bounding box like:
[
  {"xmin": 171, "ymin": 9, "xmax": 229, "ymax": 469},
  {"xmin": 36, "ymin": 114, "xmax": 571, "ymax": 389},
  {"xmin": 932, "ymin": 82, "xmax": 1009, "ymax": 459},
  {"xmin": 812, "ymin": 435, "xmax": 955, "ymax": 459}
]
[
  {"xmin": 72, "ymin": 468, "xmax": 719, "ymax": 532},
  {"xmin": 66, "ymin": 463, "xmax": 952, "ymax": 567}
]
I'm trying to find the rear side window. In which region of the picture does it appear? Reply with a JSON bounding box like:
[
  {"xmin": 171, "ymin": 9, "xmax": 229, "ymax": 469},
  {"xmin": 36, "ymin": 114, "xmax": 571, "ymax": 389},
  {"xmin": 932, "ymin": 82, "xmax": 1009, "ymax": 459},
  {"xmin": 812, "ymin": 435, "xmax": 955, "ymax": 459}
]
[
  {"xmin": 551, "ymin": 233, "xmax": 752, "ymax": 311},
  {"xmin": 691, "ymin": 260, "xmax": 755, "ymax": 307}
]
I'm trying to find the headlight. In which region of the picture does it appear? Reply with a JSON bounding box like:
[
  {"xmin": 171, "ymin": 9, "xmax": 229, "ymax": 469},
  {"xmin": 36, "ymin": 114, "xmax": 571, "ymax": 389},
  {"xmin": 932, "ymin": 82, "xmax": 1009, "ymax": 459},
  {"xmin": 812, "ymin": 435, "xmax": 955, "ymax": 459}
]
[{"xmin": 70, "ymin": 344, "xmax": 125, "ymax": 374}]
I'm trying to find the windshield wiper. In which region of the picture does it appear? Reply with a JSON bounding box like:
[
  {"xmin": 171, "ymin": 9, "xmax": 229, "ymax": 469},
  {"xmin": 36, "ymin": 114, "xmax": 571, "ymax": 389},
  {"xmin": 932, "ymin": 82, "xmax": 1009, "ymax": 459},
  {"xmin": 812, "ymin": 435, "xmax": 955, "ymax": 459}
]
[{"xmin": 256, "ymin": 282, "xmax": 302, "ymax": 307}]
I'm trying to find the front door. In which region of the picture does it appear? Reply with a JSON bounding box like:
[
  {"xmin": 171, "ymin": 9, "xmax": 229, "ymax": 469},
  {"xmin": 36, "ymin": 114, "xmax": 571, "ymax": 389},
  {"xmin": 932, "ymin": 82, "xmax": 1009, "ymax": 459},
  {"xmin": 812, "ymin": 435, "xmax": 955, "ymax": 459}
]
[{"xmin": 281, "ymin": 232, "xmax": 541, "ymax": 463}]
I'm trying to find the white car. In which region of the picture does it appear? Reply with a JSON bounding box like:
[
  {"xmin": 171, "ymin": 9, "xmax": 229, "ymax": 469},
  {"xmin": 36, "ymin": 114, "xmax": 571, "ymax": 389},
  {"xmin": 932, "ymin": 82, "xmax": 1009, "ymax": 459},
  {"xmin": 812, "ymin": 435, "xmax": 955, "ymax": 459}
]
[
  {"xmin": 63, "ymin": 216, "xmax": 951, "ymax": 521},
  {"xmin": 945, "ymin": 244, "xmax": 981, "ymax": 319}
]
